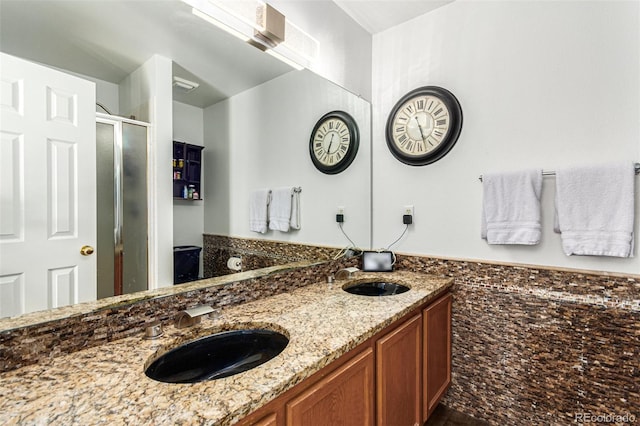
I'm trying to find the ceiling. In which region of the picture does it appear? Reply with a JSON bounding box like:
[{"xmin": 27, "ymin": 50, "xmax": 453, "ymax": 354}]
[
  {"xmin": 0, "ymin": 0, "xmax": 454, "ymax": 108},
  {"xmin": 0, "ymin": 0, "xmax": 292, "ymax": 108},
  {"xmin": 333, "ymin": 0, "xmax": 455, "ymax": 34}
]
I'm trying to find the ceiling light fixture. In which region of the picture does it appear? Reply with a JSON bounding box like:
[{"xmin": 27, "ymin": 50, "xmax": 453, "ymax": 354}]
[{"xmin": 173, "ymin": 76, "xmax": 200, "ymax": 92}]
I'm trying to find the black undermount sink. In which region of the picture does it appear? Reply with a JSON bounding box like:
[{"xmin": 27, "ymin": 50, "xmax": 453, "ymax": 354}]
[
  {"xmin": 145, "ymin": 329, "xmax": 289, "ymax": 383},
  {"xmin": 342, "ymin": 281, "xmax": 410, "ymax": 296}
]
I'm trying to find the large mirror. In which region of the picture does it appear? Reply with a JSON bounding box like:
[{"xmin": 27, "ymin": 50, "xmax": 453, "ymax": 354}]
[{"xmin": 0, "ymin": 0, "xmax": 371, "ymax": 327}]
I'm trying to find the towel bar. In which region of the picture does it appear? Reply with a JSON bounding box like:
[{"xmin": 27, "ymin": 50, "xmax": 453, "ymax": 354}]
[{"xmin": 478, "ymin": 162, "xmax": 640, "ymax": 182}]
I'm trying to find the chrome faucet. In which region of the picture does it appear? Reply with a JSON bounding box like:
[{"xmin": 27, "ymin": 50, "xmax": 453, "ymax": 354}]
[{"xmin": 175, "ymin": 305, "xmax": 216, "ymax": 329}]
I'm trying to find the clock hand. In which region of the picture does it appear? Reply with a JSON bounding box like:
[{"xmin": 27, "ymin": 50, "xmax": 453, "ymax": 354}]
[
  {"xmin": 413, "ymin": 116, "xmax": 427, "ymax": 141},
  {"xmin": 327, "ymin": 133, "xmax": 335, "ymax": 153}
]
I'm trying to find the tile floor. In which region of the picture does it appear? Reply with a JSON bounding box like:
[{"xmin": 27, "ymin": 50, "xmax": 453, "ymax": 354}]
[{"xmin": 425, "ymin": 404, "xmax": 489, "ymax": 426}]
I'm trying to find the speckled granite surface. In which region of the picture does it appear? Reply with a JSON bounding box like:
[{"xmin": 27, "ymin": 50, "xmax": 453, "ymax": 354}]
[
  {"xmin": 203, "ymin": 234, "xmax": 337, "ymax": 277},
  {"xmin": 0, "ymin": 271, "xmax": 451, "ymax": 426},
  {"xmin": 0, "ymin": 260, "xmax": 353, "ymax": 373}
]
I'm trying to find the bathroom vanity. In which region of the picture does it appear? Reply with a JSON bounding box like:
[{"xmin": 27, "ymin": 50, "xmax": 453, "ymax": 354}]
[
  {"xmin": 0, "ymin": 271, "xmax": 451, "ymax": 425},
  {"xmin": 237, "ymin": 288, "xmax": 451, "ymax": 426}
]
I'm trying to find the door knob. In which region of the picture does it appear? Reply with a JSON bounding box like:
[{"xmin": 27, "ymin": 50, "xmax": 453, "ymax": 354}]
[{"xmin": 80, "ymin": 245, "xmax": 95, "ymax": 256}]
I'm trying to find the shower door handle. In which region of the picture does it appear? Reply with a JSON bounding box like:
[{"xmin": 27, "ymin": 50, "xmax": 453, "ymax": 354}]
[{"xmin": 80, "ymin": 245, "xmax": 95, "ymax": 256}]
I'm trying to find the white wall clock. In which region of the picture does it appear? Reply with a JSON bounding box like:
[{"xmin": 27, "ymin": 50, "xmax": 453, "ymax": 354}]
[
  {"xmin": 386, "ymin": 86, "xmax": 463, "ymax": 166},
  {"xmin": 309, "ymin": 110, "xmax": 359, "ymax": 174}
]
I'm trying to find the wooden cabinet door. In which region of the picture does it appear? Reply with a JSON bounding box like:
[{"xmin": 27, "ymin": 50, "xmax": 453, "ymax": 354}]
[
  {"xmin": 236, "ymin": 407, "xmax": 283, "ymax": 426},
  {"xmin": 376, "ymin": 314, "xmax": 422, "ymax": 426},
  {"xmin": 250, "ymin": 413, "xmax": 278, "ymax": 426},
  {"xmin": 423, "ymin": 293, "xmax": 452, "ymax": 421},
  {"xmin": 286, "ymin": 348, "xmax": 374, "ymax": 426}
]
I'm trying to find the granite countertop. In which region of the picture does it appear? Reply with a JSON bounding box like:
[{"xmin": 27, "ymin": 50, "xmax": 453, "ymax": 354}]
[{"xmin": 0, "ymin": 271, "xmax": 451, "ymax": 426}]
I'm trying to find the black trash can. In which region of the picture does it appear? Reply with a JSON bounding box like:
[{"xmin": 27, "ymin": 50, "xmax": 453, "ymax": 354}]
[{"xmin": 173, "ymin": 245, "xmax": 202, "ymax": 284}]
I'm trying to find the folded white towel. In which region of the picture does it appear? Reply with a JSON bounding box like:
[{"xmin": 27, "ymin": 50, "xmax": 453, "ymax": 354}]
[
  {"xmin": 481, "ymin": 169, "xmax": 543, "ymax": 245},
  {"xmin": 554, "ymin": 162, "xmax": 635, "ymax": 257},
  {"xmin": 249, "ymin": 189, "xmax": 271, "ymax": 233},
  {"xmin": 269, "ymin": 187, "xmax": 295, "ymax": 232}
]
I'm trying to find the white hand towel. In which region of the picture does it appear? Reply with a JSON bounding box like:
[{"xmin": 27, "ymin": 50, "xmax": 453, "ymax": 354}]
[
  {"xmin": 554, "ymin": 162, "xmax": 635, "ymax": 257},
  {"xmin": 269, "ymin": 187, "xmax": 294, "ymax": 232},
  {"xmin": 249, "ymin": 189, "xmax": 271, "ymax": 233},
  {"xmin": 481, "ymin": 169, "xmax": 543, "ymax": 245}
]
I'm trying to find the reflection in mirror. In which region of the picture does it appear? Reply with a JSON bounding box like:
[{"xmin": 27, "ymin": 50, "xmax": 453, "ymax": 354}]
[
  {"xmin": 0, "ymin": 0, "xmax": 371, "ymax": 328},
  {"xmin": 96, "ymin": 118, "xmax": 150, "ymax": 299},
  {"xmin": 178, "ymin": 68, "xmax": 372, "ymax": 279}
]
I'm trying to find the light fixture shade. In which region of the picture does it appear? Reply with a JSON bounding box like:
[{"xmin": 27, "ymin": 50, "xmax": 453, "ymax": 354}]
[{"xmin": 191, "ymin": 7, "xmax": 251, "ymax": 42}]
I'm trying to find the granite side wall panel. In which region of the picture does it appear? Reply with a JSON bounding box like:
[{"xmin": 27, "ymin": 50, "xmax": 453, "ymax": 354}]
[
  {"xmin": 392, "ymin": 256, "xmax": 639, "ymax": 424},
  {"xmin": 581, "ymin": 308, "xmax": 640, "ymax": 417},
  {"xmin": 445, "ymin": 285, "xmax": 588, "ymax": 424}
]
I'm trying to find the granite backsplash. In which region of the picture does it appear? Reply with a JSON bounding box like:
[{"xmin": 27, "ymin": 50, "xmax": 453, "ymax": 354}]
[
  {"xmin": 0, "ymin": 258, "xmax": 355, "ymax": 373},
  {"xmin": 203, "ymin": 234, "xmax": 336, "ymax": 277}
]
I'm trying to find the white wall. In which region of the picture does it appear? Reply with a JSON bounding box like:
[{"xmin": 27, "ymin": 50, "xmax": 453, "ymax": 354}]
[
  {"xmin": 173, "ymin": 101, "xmax": 205, "ymax": 277},
  {"xmin": 269, "ymin": 0, "xmax": 372, "ymax": 101},
  {"xmin": 372, "ymin": 1, "xmax": 640, "ymax": 275},
  {"xmin": 92, "ymin": 77, "xmax": 119, "ymax": 115},
  {"xmin": 204, "ymin": 69, "xmax": 371, "ymax": 249},
  {"xmin": 119, "ymin": 55, "xmax": 175, "ymax": 288}
]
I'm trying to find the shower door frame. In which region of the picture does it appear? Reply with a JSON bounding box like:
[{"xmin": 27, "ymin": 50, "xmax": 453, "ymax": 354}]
[{"xmin": 96, "ymin": 113, "xmax": 152, "ymax": 296}]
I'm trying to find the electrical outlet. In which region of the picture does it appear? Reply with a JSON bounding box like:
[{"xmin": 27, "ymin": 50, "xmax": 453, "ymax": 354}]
[
  {"xmin": 337, "ymin": 206, "xmax": 345, "ymax": 215},
  {"xmin": 336, "ymin": 206, "xmax": 345, "ymax": 223},
  {"xmin": 403, "ymin": 205, "xmax": 414, "ymax": 225}
]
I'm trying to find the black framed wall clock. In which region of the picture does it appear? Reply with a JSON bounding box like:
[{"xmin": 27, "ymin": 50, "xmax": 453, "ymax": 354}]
[
  {"xmin": 309, "ymin": 110, "xmax": 359, "ymax": 174},
  {"xmin": 386, "ymin": 86, "xmax": 463, "ymax": 166}
]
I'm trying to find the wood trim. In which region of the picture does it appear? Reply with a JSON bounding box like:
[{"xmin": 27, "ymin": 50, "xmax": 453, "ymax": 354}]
[{"xmin": 114, "ymin": 250, "xmax": 123, "ymax": 296}]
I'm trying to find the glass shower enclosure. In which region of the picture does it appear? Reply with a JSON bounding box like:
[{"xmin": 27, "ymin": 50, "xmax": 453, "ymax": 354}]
[{"xmin": 96, "ymin": 114, "xmax": 149, "ymax": 299}]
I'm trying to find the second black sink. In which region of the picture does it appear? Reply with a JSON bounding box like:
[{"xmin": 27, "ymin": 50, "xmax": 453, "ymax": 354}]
[
  {"xmin": 145, "ymin": 329, "xmax": 289, "ymax": 383},
  {"xmin": 343, "ymin": 281, "xmax": 410, "ymax": 296}
]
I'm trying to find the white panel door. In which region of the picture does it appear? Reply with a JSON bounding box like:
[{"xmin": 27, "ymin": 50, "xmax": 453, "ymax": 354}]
[{"xmin": 0, "ymin": 53, "xmax": 96, "ymax": 318}]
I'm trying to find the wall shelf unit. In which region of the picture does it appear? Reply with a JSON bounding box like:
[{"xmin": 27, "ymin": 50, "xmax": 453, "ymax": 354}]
[{"xmin": 173, "ymin": 141, "xmax": 204, "ymax": 201}]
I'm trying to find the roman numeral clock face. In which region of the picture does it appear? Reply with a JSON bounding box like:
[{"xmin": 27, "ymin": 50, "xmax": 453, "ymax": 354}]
[
  {"xmin": 386, "ymin": 86, "xmax": 463, "ymax": 166},
  {"xmin": 309, "ymin": 111, "xmax": 359, "ymax": 174}
]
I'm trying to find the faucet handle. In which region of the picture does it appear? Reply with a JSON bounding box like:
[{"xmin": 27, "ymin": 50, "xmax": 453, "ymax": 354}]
[
  {"xmin": 335, "ymin": 267, "xmax": 360, "ymax": 280},
  {"xmin": 175, "ymin": 305, "xmax": 216, "ymax": 329},
  {"xmin": 143, "ymin": 321, "xmax": 164, "ymax": 339}
]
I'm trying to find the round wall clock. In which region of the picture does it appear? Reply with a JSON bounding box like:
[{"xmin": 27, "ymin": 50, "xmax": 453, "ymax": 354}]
[
  {"xmin": 309, "ymin": 110, "xmax": 359, "ymax": 174},
  {"xmin": 386, "ymin": 86, "xmax": 463, "ymax": 166}
]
